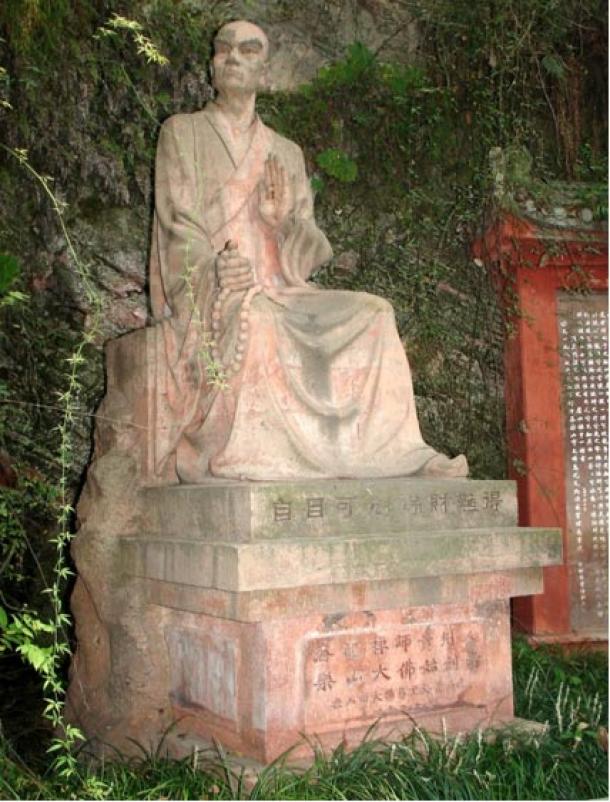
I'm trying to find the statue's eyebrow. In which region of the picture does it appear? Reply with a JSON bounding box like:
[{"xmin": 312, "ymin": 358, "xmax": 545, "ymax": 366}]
[
  {"xmin": 239, "ymin": 38, "xmax": 264, "ymax": 50},
  {"xmin": 214, "ymin": 36, "xmax": 264, "ymax": 51}
]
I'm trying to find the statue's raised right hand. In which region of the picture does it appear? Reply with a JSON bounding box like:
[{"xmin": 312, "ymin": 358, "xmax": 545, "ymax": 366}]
[{"xmin": 215, "ymin": 240, "xmax": 256, "ymax": 291}]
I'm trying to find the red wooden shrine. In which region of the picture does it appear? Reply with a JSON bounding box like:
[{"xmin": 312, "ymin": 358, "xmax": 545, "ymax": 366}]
[{"xmin": 475, "ymin": 207, "xmax": 608, "ymax": 642}]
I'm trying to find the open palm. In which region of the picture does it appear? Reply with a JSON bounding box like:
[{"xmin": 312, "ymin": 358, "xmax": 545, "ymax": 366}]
[{"xmin": 259, "ymin": 154, "xmax": 293, "ymax": 229}]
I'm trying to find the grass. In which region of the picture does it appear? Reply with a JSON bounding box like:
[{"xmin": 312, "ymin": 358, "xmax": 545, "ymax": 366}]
[{"xmin": 0, "ymin": 637, "xmax": 607, "ymax": 800}]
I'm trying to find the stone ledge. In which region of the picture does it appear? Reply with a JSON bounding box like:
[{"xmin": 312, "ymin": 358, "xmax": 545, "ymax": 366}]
[
  {"xmin": 140, "ymin": 478, "xmax": 518, "ymax": 541},
  {"xmin": 142, "ymin": 567, "xmax": 544, "ymax": 622},
  {"xmin": 122, "ymin": 526, "xmax": 561, "ymax": 592}
]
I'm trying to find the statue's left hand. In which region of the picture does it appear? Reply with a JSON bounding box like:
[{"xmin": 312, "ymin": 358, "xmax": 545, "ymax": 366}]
[{"xmin": 258, "ymin": 155, "xmax": 293, "ymax": 230}]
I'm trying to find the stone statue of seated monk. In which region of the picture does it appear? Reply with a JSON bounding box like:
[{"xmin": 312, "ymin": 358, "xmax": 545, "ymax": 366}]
[{"xmin": 147, "ymin": 19, "xmax": 468, "ymax": 482}]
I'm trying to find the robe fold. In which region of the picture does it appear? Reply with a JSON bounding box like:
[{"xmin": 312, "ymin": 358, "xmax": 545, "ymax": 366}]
[{"xmin": 148, "ymin": 103, "xmax": 444, "ymax": 481}]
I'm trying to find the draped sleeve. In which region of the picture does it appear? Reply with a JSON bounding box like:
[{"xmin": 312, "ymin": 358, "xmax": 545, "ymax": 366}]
[
  {"xmin": 278, "ymin": 142, "xmax": 333, "ymax": 287},
  {"xmin": 149, "ymin": 114, "xmax": 217, "ymax": 322}
]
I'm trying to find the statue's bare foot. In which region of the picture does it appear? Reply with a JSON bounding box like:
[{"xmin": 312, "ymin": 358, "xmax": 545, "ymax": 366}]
[{"xmin": 420, "ymin": 453, "xmax": 468, "ymax": 478}]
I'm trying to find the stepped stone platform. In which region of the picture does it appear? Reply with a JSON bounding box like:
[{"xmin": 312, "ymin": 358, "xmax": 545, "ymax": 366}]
[{"xmin": 67, "ymin": 473, "xmax": 562, "ymax": 763}]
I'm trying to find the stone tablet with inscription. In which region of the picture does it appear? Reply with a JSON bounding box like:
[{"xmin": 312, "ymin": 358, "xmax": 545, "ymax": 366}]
[
  {"xmin": 304, "ymin": 614, "xmax": 488, "ymax": 727},
  {"xmin": 558, "ymin": 292, "xmax": 608, "ymax": 633}
]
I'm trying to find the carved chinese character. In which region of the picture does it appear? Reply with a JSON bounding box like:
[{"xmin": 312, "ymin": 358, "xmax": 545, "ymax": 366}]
[
  {"xmin": 418, "ymin": 626, "xmax": 433, "ymax": 650},
  {"xmin": 441, "ymin": 628, "xmax": 455, "ymax": 648},
  {"xmin": 343, "ymin": 640, "xmax": 362, "ymax": 661},
  {"xmin": 369, "ymin": 500, "xmax": 390, "ymax": 516},
  {"xmin": 273, "ymin": 501, "xmax": 292, "ymax": 522},
  {"xmin": 443, "ymin": 652, "xmax": 459, "ymax": 671},
  {"xmin": 422, "ymin": 657, "xmax": 438, "ymax": 673},
  {"xmin": 429, "ymin": 493, "xmax": 447, "ymax": 513},
  {"xmin": 372, "ymin": 636, "xmax": 389, "ymax": 655},
  {"xmin": 399, "ymin": 659, "xmax": 416, "ymax": 680},
  {"xmin": 483, "ymin": 491, "xmax": 502, "ymax": 512},
  {"xmin": 331, "ymin": 697, "xmax": 343, "ymax": 709},
  {"xmin": 395, "ymin": 633, "xmax": 412, "ymax": 652},
  {"xmin": 408, "ymin": 495, "xmax": 423, "ymax": 514},
  {"xmin": 336, "ymin": 497, "xmax": 356, "ymax": 518},
  {"xmin": 314, "ymin": 672, "xmax": 336, "ymax": 692},
  {"xmin": 458, "ymin": 493, "xmax": 478, "ymax": 513},
  {"xmin": 346, "ymin": 669, "xmax": 365, "ymax": 686},
  {"xmin": 312, "ymin": 642, "xmax": 334, "ymax": 663},
  {"xmin": 372, "ymin": 664, "xmax": 391, "ymax": 681},
  {"xmin": 307, "ymin": 497, "xmax": 324, "ymax": 518},
  {"xmin": 384, "ymin": 688, "xmax": 395, "ymax": 701}
]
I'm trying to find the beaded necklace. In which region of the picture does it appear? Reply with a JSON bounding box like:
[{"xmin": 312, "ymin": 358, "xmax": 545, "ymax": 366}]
[{"xmin": 210, "ymin": 283, "xmax": 262, "ymax": 376}]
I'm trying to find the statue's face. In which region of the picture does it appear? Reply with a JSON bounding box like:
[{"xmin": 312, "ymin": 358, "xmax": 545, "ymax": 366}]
[{"xmin": 212, "ymin": 21, "xmax": 269, "ymax": 97}]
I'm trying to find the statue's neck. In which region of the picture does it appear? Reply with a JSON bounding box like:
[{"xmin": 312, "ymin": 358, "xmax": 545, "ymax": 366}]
[
  {"xmin": 210, "ymin": 97, "xmax": 258, "ymax": 165},
  {"xmin": 212, "ymin": 93, "xmax": 257, "ymax": 134}
]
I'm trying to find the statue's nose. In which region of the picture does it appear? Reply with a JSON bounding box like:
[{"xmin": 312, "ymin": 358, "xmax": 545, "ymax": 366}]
[{"xmin": 226, "ymin": 52, "xmax": 240, "ymax": 65}]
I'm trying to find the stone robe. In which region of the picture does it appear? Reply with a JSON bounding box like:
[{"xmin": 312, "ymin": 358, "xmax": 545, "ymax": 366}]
[{"xmin": 149, "ymin": 103, "xmax": 445, "ymax": 481}]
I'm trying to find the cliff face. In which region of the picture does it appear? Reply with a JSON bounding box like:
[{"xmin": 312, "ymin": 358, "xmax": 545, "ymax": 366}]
[{"xmin": 231, "ymin": 0, "xmax": 420, "ymax": 90}]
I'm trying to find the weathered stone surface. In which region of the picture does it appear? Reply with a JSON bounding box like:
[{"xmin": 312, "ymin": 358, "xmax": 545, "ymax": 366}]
[
  {"xmin": 164, "ymin": 600, "xmax": 515, "ymax": 763},
  {"xmin": 141, "ymin": 567, "xmax": 544, "ymax": 623},
  {"xmin": 67, "ymin": 453, "xmax": 174, "ymax": 747},
  {"xmin": 140, "ymin": 478, "xmax": 518, "ymax": 540},
  {"xmin": 71, "ymin": 207, "xmax": 149, "ymax": 339},
  {"xmin": 122, "ymin": 526, "xmax": 559, "ymax": 591}
]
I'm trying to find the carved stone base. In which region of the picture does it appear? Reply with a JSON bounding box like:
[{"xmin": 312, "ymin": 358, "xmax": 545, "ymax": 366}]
[
  {"xmin": 67, "ymin": 473, "xmax": 562, "ymax": 762},
  {"xmin": 162, "ymin": 600, "xmax": 515, "ymax": 762}
]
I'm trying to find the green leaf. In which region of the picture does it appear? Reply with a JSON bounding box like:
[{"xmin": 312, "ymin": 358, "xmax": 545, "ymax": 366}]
[
  {"xmin": 19, "ymin": 642, "xmax": 53, "ymax": 671},
  {"xmin": 541, "ymin": 54, "xmax": 566, "ymax": 80},
  {"xmin": 0, "ymin": 606, "xmax": 7, "ymax": 629},
  {"xmin": 317, "ymin": 42, "xmax": 375, "ymax": 88},
  {"xmin": 311, "ymin": 175, "xmax": 325, "ymax": 194},
  {"xmin": 0, "ymin": 253, "xmax": 21, "ymax": 295},
  {"xmin": 316, "ymin": 148, "xmax": 358, "ymax": 183}
]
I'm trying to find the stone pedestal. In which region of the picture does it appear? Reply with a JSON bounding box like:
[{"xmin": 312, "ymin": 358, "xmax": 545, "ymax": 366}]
[{"xmin": 68, "ymin": 473, "xmax": 561, "ymax": 762}]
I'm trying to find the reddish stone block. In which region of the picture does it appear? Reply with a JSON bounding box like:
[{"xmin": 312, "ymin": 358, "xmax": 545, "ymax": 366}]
[{"xmin": 164, "ymin": 601, "xmax": 514, "ymax": 763}]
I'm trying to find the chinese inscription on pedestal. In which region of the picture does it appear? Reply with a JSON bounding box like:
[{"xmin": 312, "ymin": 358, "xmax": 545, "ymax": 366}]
[
  {"xmin": 304, "ymin": 619, "xmax": 486, "ymax": 726},
  {"xmin": 270, "ymin": 487, "xmax": 504, "ymax": 527}
]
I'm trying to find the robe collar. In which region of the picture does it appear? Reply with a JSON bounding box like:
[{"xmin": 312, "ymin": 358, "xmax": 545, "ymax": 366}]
[
  {"xmin": 201, "ymin": 102, "xmax": 273, "ymax": 240},
  {"xmin": 204, "ymin": 101, "xmax": 256, "ymax": 168}
]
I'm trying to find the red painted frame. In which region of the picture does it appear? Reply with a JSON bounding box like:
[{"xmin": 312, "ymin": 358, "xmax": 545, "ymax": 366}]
[{"xmin": 475, "ymin": 214, "xmax": 607, "ymax": 635}]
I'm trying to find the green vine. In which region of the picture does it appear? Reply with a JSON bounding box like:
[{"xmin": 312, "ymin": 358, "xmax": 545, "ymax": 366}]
[
  {"xmin": 0, "ymin": 143, "xmax": 106, "ymax": 779},
  {"xmin": 0, "ymin": 8, "xmax": 231, "ymax": 781}
]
